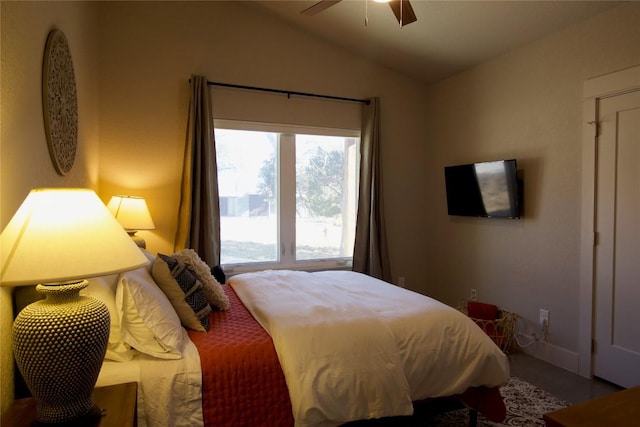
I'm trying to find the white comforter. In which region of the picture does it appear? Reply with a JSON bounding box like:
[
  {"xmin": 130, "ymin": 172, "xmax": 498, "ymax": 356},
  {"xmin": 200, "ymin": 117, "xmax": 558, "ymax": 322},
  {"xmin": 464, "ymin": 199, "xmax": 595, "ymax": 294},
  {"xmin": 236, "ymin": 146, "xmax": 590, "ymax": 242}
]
[{"xmin": 230, "ymin": 270, "xmax": 509, "ymax": 427}]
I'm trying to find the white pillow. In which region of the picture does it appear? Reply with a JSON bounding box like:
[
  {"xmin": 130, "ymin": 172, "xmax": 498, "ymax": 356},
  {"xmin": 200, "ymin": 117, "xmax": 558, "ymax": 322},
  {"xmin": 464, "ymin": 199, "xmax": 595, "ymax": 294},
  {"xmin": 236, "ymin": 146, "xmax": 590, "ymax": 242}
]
[
  {"xmin": 140, "ymin": 248, "xmax": 156, "ymax": 272},
  {"xmin": 116, "ymin": 267, "xmax": 184, "ymax": 360},
  {"xmin": 85, "ymin": 274, "xmax": 135, "ymax": 362}
]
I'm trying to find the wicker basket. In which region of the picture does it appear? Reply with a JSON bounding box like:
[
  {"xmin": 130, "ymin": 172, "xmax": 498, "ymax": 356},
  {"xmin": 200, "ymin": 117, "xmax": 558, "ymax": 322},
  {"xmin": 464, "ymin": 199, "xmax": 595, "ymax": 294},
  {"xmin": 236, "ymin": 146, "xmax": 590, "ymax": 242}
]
[{"xmin": 459, "ymin": 300, "xmax": 517, "ymax": 354}]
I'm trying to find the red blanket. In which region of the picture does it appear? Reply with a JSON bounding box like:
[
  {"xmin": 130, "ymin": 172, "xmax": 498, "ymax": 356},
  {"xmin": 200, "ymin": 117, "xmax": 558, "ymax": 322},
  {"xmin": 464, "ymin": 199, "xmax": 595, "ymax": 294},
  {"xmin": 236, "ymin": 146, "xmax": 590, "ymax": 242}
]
[
  {"xmin": 189, "ymin": 286, "xmax": 505, "ymax": 426},
  {"xmin": 188, "ymin": 286, "xmax": 294, "ymax": 427}
]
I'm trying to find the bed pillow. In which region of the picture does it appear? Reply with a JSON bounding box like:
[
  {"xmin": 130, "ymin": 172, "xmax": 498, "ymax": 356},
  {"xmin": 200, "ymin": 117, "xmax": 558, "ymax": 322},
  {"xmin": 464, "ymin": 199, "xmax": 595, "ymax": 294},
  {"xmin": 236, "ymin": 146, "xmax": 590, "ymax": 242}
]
[
  {"xmin": 172, "ymin": 248, "xmax": 230, "ymax": 310},
  {"xmin": 140, "ymin": 248, "xmax": 156, "ymax": 272},
  {"xmin": 86, "ymin": 274, "xmax": 135, "ymax": 361},
  {"xmin": 212, "ymin": 265, "xmax": 226, "ymax": 285},
  {"xmin": 116, "ymin": 267, "xmax": 184, "ymax": 359},
  {"xmin": 152, "ymin": 253, "xmax": 212, "ymax": 331}
]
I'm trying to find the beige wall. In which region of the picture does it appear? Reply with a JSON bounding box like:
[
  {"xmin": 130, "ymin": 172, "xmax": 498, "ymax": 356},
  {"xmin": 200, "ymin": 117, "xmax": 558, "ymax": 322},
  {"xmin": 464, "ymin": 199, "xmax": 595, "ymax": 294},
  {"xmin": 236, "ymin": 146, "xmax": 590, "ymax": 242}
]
[
  {"xmin": 422, "ymin": 3, "xmax": 640, "ymax": 369},
  {"xmin": 0, "ymin": 1, "xmax": 100, "ymax": 411},
  {"xmin": 95, "ymin": 1, "xmax": 429, "ymax": 270}
]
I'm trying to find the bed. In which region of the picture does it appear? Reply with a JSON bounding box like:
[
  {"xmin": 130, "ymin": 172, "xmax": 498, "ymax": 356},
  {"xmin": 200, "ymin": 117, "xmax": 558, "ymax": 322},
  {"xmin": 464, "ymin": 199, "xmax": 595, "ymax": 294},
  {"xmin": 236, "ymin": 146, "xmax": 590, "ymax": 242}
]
[{"xmin": 89, "ymin": 250, "xmax": 508, "ymax": 427}]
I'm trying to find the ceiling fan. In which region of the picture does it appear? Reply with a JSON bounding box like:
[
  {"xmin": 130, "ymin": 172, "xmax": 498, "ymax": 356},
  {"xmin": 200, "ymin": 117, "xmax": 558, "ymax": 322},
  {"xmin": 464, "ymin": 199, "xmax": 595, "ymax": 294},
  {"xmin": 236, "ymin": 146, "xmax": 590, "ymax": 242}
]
[{"xmin": 301, "ymin": 0, "xmax": 417, "ymax": 27}]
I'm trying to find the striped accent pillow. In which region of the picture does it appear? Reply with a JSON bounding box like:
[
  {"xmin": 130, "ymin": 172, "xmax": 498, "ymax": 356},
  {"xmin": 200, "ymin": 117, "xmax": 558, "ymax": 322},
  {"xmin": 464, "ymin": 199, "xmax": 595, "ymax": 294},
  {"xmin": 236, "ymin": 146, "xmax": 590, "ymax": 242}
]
[{"xmin": 153, "ymin": 253, "xmax": 212, "ymax": 331}]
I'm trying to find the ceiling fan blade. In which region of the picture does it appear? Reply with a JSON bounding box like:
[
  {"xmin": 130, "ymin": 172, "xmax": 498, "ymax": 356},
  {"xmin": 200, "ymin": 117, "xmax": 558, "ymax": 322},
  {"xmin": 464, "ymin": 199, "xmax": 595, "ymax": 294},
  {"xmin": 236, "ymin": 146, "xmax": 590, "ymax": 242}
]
[
  {"xmin": 388, "ymin": 0, "xmax": 417, "ymax": 27},
  {"xmin": 301, "ymin": 0, "xmax": 342, "ymax": 16}
]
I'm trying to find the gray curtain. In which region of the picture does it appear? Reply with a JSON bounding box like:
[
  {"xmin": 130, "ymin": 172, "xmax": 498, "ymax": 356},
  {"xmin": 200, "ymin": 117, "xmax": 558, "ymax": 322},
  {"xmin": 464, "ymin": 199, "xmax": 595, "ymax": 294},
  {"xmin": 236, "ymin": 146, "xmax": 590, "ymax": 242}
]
[
  {"xmin": 175, "ymin": 75, "xmax": 221, "ymax": 267},
  {"xmin": 352, "ymin": 97, "xmax": 391, "ymax": 282}
]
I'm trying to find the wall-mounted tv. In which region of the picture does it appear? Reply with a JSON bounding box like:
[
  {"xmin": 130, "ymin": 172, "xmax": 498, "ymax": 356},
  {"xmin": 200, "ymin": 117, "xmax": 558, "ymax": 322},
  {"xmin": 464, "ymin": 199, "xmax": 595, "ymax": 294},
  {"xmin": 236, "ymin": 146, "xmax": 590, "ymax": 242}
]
[{"xmin": 444, "ymin": 159, "xmax": 521, "ymax": 219}]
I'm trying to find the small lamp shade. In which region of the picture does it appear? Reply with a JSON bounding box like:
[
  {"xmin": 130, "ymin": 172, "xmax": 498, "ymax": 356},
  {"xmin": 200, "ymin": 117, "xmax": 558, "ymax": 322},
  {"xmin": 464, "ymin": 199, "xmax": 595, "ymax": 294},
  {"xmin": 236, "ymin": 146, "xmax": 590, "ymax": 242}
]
[
  {"xmin": 2, "ymin": 188, "xmax": 149, "ymax": 285},
  {"xmin": 107, "ymin": 195, "xmax": 155, "ymax": 232},
  {"xmin": 1, "ymin": 188, "xmax": 149, "ymax": 425}
]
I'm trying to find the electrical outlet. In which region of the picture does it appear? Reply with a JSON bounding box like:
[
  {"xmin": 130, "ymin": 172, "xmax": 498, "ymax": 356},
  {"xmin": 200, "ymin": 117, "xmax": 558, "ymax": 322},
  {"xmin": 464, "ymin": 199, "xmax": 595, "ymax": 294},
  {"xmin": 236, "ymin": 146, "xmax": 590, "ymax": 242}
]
[
  {"xmin": 470, "ymin": 289, "xmax": 477, "ymax": 301},
  {"xmin": 539, "ymin": 309, "xmax": 550, "ymax": 328},
  {"xmin": 398, "ymin": 277, "xmax": 406, "ymax": 288}
]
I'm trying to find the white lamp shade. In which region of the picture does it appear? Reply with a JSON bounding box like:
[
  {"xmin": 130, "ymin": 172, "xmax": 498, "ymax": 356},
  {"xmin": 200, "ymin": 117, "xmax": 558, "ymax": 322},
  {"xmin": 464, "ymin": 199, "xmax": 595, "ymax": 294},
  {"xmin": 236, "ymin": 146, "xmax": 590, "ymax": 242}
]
[
  {"xmin": 1, "ymin": 188, "xmax": 149, "ymax": 286},
  {"xmin": 107, "ymin": 195, "xmax": 155, "ymax": 231}
]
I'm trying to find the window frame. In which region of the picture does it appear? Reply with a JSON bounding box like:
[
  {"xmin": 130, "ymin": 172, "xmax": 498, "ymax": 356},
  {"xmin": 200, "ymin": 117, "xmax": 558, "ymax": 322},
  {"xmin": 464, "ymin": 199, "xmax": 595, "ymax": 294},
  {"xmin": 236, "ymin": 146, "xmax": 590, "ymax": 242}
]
[{"xmin": 214, "ymin": 119, "xmax": 360, "ymax": 274}]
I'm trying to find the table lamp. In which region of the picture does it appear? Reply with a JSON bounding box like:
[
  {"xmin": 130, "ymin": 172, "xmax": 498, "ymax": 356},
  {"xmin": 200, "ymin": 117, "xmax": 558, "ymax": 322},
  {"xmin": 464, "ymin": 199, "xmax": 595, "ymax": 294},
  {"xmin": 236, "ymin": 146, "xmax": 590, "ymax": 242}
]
[
  {"xmin": 107, "ymin": 195, "xmax": 155, "ymax": 249},
  {"xmin": 1, "ymin": 188, "xmax": 149, "ymax": 425}
]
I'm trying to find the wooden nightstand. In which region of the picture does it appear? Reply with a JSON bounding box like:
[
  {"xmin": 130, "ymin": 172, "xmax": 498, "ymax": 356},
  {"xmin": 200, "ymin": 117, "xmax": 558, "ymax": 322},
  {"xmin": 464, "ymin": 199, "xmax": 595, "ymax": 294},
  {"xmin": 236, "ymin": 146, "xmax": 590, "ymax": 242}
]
[
  {"xmin": 1, "ymin": 382, "xmax": 137, "ymax": 427},
  {"xmin": 543, "ymin": 386, "xmax": 640, "ymax": 427}
]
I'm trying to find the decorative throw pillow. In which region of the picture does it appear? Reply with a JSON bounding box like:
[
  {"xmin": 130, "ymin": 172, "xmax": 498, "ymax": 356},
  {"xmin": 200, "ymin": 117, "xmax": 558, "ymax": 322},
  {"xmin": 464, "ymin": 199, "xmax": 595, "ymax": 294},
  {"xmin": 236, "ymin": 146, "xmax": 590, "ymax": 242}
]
[
  {"xmin": 152, "ymin": 253, "xmax": 212, "ymax": 331},
  {"xmin": 172, "ymin": 248, "xmax": 230, "ymax": 311},
  {"xmin": 212, "ymin": 265, "xmax": 226, "ymax": 285},
  {"xmin": 116, "ymin": 267, "xmax": 184, "ymax": 360}
]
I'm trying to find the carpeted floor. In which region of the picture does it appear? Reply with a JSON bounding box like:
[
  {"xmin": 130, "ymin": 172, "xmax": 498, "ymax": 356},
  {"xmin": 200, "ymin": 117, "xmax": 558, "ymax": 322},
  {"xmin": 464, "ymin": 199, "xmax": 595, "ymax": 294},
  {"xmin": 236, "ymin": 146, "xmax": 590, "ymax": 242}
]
[
  {"xmin": 343, "ymin": 377, "xmax": 569, "ymax": 427},
  {"xmin": 429, "ymin": 377, "xmax": 569, "ymax": 426}
]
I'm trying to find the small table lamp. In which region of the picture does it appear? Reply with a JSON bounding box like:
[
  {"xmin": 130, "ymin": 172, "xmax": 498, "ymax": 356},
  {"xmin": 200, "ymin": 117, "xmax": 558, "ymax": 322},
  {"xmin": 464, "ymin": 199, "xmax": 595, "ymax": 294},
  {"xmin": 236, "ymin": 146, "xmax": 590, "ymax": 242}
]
[
  {"xmin": 107, "ymin": 195, "xmax": 155, "ymax": 249},
  {"xmin": 1, "ymin": 188, "xmax": 149, "ymax": 425}
]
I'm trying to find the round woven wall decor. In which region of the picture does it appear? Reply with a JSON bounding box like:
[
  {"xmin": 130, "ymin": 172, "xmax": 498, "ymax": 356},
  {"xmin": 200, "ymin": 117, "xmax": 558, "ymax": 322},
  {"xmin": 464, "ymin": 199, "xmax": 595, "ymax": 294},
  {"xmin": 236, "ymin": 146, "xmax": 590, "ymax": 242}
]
[{"xmin": 42, "ymin": 29, "xmax": 78, "ymax": 176}]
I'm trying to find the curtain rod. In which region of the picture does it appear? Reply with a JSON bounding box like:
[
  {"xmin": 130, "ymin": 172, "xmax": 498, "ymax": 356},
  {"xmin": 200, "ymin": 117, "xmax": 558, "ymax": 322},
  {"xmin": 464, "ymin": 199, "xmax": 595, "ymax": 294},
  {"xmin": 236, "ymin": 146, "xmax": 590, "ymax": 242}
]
[{"xmin": 205, "ymin": 80, "xmax": 370, "ymax": 105}]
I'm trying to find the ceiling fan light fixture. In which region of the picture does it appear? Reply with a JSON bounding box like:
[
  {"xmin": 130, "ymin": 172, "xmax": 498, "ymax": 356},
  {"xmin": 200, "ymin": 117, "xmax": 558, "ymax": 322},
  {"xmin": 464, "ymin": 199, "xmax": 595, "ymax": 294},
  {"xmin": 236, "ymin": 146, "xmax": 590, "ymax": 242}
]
[
  {"xmin": 389, "ymin": 0, "xmax": 417, "ymax": 27},
  {"xmin": 301, "ymin": 0, "xmax": 417, "ymax": 27}
]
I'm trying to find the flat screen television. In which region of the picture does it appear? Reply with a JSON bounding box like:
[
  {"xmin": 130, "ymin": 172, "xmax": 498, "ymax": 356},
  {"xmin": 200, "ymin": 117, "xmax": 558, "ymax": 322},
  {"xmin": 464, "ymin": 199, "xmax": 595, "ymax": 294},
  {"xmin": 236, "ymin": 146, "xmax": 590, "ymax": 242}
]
[{"xmin": 444, "ymin": 159, "xmax": 521, "ymax": 219}]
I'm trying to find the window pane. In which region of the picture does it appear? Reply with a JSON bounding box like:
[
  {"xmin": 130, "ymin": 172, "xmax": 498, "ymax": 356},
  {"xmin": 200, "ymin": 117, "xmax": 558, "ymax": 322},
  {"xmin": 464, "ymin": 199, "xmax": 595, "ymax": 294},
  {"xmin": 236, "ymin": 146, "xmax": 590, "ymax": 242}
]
[
  {"xmin": 295, "ymin": 134, "xmax": 358, "ymax": 260},
  {"xmin": 215, "ymin": 129, "xmax": 278, "ymax": 264}
]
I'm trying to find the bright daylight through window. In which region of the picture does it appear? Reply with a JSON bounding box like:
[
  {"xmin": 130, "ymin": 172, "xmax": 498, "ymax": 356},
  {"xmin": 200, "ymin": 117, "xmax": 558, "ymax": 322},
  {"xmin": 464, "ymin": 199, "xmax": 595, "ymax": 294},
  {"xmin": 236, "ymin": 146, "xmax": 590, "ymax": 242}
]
[{"xmin": 215, "ymin": 121, "xmax": 360, "ymax": 272}]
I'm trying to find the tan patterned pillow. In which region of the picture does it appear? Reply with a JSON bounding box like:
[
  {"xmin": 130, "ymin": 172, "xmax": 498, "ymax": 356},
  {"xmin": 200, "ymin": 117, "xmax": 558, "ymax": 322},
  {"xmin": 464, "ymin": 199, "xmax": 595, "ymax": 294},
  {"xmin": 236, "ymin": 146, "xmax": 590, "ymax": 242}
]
[{"xmin": 152, "ymin": 254, "xmax": 211, "ymax": 331}]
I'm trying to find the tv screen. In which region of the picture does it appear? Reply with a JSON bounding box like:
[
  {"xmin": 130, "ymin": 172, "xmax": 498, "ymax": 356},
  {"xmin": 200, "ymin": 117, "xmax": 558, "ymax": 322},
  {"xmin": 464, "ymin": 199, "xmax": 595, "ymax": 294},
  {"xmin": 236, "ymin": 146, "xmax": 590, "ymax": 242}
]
[{"xmin": 444, "ymin": 159, "xmax": 521, "ymax": 219}]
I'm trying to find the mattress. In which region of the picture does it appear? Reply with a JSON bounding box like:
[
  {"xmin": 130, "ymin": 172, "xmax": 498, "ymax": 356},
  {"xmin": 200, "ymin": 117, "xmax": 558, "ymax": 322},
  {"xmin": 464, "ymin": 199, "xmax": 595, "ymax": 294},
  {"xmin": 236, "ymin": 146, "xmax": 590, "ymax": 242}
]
[
  {"xmin": 230, "ymin": 270, "xmax": 510, "ymax": 427},
  {"xmin": 187, "ymin": 285, "xmax": 294, "ymax": 427}
]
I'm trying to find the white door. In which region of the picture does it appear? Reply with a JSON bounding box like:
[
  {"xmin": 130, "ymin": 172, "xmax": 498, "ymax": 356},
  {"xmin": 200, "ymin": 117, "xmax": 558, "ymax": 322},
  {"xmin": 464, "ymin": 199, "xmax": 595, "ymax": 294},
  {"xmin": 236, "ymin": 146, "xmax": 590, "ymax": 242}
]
[{"xmin": 593, "ymin": 89, "xmax": 640, "ymax": 388}]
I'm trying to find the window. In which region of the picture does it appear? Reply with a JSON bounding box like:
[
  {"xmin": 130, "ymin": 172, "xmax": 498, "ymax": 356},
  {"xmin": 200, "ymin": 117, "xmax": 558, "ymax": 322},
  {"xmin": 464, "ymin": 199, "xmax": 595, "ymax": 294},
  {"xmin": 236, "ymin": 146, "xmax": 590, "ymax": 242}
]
[{"xmin": 215, "ymin": 120, "xmax": 360, "ymax": 272}]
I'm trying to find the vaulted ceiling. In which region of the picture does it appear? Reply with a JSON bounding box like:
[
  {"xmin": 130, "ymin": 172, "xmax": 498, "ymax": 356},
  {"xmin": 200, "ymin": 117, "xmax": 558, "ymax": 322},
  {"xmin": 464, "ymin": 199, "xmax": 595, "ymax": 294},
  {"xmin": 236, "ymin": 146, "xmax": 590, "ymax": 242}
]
[{"xmin": 254, "ymin": 1, "xmax": 621, "ymax": 84}]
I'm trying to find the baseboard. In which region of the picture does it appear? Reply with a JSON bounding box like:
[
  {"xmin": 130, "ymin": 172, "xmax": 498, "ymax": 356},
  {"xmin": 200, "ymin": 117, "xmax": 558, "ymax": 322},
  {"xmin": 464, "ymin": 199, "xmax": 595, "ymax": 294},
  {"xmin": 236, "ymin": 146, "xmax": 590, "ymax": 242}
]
[{"xmin": 519, "ymin": 339, "xmax": 580, "ymax": 374}]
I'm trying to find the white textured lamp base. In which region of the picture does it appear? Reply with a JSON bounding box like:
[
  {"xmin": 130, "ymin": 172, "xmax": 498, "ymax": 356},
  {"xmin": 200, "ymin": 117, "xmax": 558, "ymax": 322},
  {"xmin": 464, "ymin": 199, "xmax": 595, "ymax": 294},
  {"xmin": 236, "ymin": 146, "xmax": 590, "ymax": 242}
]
[{"xmin": 12, "ymin": 280, "xmax": 110, "ymax": 425}]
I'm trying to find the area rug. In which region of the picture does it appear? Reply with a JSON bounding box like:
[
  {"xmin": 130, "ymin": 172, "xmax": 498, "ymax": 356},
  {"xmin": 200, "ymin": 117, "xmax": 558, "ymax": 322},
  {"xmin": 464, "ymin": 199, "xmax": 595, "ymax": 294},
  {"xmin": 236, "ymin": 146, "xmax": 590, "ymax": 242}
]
[{"xmin": 429, "ymin": 377, "xmax": 569, "ymax": 426}]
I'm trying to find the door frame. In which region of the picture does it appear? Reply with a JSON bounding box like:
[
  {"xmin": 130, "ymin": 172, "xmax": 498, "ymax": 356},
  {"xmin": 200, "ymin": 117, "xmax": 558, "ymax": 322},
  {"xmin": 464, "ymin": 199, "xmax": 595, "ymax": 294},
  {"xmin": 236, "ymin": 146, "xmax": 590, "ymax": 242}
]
[{"xmin": 579, "ymin": 64, "xmax": 640, "ymax": 378}]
